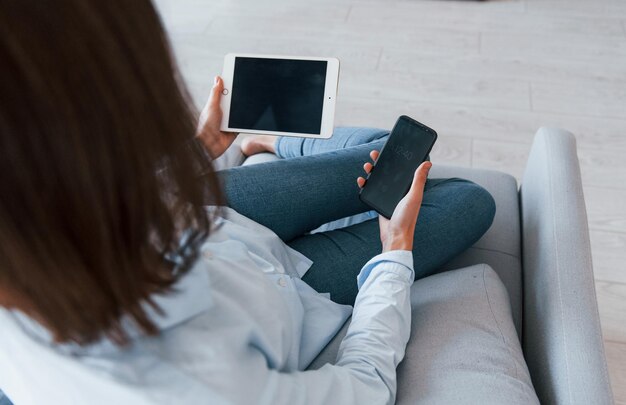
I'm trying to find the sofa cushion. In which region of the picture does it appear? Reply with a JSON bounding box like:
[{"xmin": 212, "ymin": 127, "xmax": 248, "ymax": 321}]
[
  {"xmin": 241, "ymin": 151, "xmax": 280, "ymax": 166},
  {"xmin": 308, "ymin": 264, "xmax": 538, "ymax": 404}
]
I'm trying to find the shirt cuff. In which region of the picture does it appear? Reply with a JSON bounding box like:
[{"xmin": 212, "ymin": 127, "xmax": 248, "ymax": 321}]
[{"xmin": 356, "ymin": 250, "xmax": 414, "ymax": 290}]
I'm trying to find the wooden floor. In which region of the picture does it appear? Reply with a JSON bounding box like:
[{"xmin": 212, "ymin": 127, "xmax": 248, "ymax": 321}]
[{"xmin": 155, "ymin": 0, "xmax": 626, "ymax": 401}]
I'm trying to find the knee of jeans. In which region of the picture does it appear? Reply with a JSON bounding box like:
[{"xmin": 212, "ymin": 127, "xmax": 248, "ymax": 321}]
[
  {"xmin": 437, "ymin": 178, "xmax": 496, "ymax": 232},
  {"xmin": 460, "ymin": 180, "xmax": 496, "ymax": 233},
  {"xmin": 337, "ymin": 127, "xmax": 389, "ymax": 147}
]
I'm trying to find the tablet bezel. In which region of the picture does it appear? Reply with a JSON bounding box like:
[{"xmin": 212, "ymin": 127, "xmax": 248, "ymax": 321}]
[{"xmin": 219, "ymin": 53, "xmax": 340, "ymax": 139}]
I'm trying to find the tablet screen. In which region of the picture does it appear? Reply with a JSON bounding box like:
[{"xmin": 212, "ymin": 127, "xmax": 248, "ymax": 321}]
[{"xmin": 228, "ymin": 57, "xmax": 328, "ymax": 134}]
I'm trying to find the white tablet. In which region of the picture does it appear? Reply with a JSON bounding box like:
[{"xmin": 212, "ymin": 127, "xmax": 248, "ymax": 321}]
[{"xmin": 220, "ymin": 53, "xmax": 340, "ymax": 139}]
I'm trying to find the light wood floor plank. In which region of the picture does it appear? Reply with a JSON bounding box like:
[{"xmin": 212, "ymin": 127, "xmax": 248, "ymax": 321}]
[
  {"xmin": 336, "ymin": 97, "xmax": 540, "ymax": 143},
  {"xmin": 596, "ymin": 281, "xmax": 626, "ymax": 343},
  {"xmin": 591, "ymin": 230, "xmax": 626, "ymax": 285},
  {"xmin": 341, "ymin": 70, "xmax": 531, "ymax": 111},
  {"xmin": 335, "ymin": 97, "xmax": 626, "ymax": 151},
  {"xmin": 585, "ymin": 187, "xmax": 626, "ymax": 234},
  {"xmin": 428, "ymin": 136, "xmax": 472, "ymax": 167},
  {"xmin": 577, "ymin": 147, "xmax": 626, "ymax": 189},
  {"xmin": 604, "ymin": 341, "xmax": 626, "ymax": 405},
  {"xmin": 349, "ymin": 0, "xmax": 525, "ymax": 18},
  {"xmin": 207, "ymin": 16, "xmax": 480, "ymax": 56},
  {"xmin": 154, "ymin": 0, "xmax": 214, "ymax": 34},
  {"xmin": 531, "ymin": 81, "xmax": 626, "ymax": 119},
  {"xmin": 350, "ymin": 3, "xmax": 624, "ymax": 36},
  {"xmin": 205, "ymin": 1, "xmax": 351, "ymax": 22},
  {"xmin": 481, "ymin": 31, "xmax": 626, "ymax": 61},
  {"xmin": 379, "ymin": 50, "xmax": 626, "ymax": 85},
  {"xmin": 525, "ymin": 0, "xmax": 626, "ymax": 18}
]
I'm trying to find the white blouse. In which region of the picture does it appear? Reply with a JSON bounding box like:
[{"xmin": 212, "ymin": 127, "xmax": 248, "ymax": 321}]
[{"xmin": 0, "ymin": 207, "xmax": 414, "ymax": 404}]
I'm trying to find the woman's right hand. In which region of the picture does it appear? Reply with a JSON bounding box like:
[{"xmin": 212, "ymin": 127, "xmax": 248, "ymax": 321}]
[
  {"xmin": 196, "ymin": 76, "xmax": 238, "ymax": 159},
  {"xmin": 357, "ymin": 150, "xmax": 432, "ymax": 252}
]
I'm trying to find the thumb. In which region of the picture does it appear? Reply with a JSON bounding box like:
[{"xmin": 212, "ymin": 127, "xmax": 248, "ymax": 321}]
[
  {"xmin": 406, "ymin": 161, "xmax": 432, "ymax": 201},
  {"xmin": 209, "ymin": 76, "xmax": 223, "ymax": 108}
]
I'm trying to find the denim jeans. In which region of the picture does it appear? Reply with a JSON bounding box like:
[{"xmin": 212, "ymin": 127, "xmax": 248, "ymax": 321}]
[{"xmin": 215, "ymin": 127, "xmax": 496, "ymax": 306}]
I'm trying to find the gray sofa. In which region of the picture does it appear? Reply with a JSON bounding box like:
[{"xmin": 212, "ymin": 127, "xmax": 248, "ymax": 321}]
[
  {"xmin": 243, "ymin": 127, "xmax": 614, "ymax": 404},
  {"xmin": 0, "ymin": 128, "xmax": 612, "ymax": 404}
]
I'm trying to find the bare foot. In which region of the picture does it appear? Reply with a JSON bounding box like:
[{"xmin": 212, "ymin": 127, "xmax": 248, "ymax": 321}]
[{"xmin": 240, "ymin": 135, "xmax": 277, "ymax": 156}]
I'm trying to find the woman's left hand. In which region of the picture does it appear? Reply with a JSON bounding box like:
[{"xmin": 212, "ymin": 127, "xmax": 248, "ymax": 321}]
[{"xmin": 196, "ymin": 76, "xmax": 238, "ymax": 159}]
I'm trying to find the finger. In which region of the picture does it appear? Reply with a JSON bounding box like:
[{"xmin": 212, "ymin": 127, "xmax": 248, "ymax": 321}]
[
  {"xmin": 363, "ymin": 162, "xmax": 373, "ymax": 174},
  {"xmin": 214, "ymin": 75, "xmax": 223, "ymax": 89},
  {"xmin": 370, "ymin": 150, "xmax": 379, "ymax": 162},
  {"xmin": 357, "ymin": 177, "xmax": 366, "ymax": 188},
  {"xmin": 209, "ymin": 76, "xmax": 223, "ymax": 108},
  {"xmin": 406, "ymin": 161, "xmax": 432, "ymax": 200}
]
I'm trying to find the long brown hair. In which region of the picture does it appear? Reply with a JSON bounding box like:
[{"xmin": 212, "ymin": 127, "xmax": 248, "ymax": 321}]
[{"xmin": 0, "ymin": 1, "xmax": 221, "ymax": 344}]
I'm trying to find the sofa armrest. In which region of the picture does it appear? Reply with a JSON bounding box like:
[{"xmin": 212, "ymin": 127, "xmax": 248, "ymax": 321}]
[{"xmin": 520, "ymin": 128, "xmax": 613, "ymax": 404}]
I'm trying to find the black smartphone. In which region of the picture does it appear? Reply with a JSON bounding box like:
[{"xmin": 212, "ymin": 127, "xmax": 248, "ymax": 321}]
[{"xmin": 359, "ymin": 115, "xmax": 438, "ymax": 219}]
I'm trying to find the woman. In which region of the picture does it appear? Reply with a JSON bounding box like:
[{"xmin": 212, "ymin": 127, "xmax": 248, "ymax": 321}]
[{"xmin": 0, "ymin": 1, "xmax": 495, "ymax": 404}]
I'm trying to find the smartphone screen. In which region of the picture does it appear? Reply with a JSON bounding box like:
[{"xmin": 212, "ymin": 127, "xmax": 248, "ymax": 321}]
[{"xmin": 359, "ymin": 116, "xmax": 437, "ymax": 218}]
